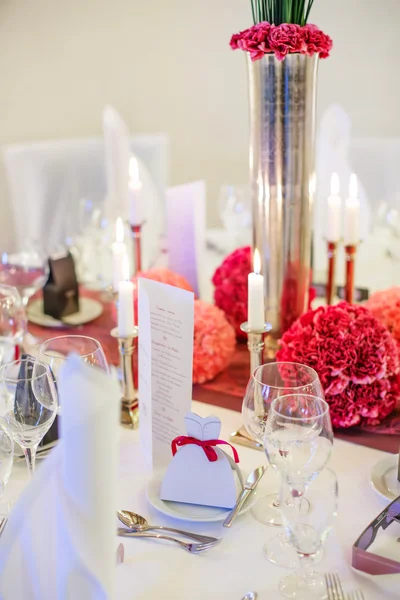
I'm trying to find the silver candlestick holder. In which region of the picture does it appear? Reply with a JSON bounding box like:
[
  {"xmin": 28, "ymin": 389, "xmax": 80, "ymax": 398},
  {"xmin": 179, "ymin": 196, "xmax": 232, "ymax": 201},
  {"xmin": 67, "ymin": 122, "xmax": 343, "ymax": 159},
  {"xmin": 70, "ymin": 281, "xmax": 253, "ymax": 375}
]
[
  {"xmin": 111, "ymin": 326, "xmax": 139, "ymax": 429},
  {"xmin": 230, "ymin": 321, "xmax": 271, "ymax": 451},
  {"xmin": 240, "ymin": 321, "xmax": 272, "ymax": 376}
]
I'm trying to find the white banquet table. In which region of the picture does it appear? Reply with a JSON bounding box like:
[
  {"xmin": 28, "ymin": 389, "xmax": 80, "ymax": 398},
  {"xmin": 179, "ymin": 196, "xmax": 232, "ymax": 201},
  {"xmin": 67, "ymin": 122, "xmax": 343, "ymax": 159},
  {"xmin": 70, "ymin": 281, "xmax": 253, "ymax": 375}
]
[{"xmin": 5, "ymin": 401, "xmax": 398, "ymax": 600}]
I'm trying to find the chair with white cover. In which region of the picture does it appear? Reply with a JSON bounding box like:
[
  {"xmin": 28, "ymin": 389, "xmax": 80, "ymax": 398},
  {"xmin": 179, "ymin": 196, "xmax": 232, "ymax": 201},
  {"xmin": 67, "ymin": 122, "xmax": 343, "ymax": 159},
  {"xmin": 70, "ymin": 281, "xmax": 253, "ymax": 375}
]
[
  {"xmin": 3, "ymin": 134, "xmax": 168, "ymax": 271},
  {"xmin": 314, "ymin": 104, "xmax": 371, "ymax": 274}
]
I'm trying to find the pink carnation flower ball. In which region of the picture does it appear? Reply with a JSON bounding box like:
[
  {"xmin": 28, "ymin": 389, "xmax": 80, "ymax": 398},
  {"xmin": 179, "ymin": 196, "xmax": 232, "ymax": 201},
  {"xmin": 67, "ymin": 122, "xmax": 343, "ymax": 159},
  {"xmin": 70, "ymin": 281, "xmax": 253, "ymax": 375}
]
[
  {"xmin": 193, "ymin": 300, "xmax": 236, "ymax": 384},
  {"xmin": 277, "ymin": 302, "xmax": 400, "ymax": 428},
  {"xmin": 132, "ymin": 268, "xmax": 236, "ymax": 384}
]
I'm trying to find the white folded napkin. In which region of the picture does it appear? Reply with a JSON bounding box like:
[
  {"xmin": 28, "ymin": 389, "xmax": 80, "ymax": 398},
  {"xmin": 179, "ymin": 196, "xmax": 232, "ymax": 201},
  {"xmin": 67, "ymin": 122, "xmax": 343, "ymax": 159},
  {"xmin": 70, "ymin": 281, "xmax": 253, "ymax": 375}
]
[{"xmin": 0, "ymin": 354, "xmax": 120, "ymax": 600}]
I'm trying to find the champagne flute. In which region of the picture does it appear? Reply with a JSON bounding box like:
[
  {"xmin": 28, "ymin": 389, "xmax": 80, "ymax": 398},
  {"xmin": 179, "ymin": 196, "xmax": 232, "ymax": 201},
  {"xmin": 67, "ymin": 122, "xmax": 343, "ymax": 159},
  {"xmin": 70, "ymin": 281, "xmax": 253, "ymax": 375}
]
[{"xmin": 0, "ymin": 358, "xmax": 58, "ymax": 476}]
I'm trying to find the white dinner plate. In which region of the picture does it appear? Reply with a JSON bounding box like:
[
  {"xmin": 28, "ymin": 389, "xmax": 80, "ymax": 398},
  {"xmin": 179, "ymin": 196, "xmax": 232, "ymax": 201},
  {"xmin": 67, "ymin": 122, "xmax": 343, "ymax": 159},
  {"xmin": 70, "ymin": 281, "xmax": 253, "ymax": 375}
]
[
  {"xmin": 27, "ymin": 297, "xmax": 103, "ymax": 328},
  {"xmin": 145, "ymin": 470, "xmax": 258, "ymax": 523},
  {"xmin": 369, "ymin": 454, "xmax": 400, "ymax": 501}
]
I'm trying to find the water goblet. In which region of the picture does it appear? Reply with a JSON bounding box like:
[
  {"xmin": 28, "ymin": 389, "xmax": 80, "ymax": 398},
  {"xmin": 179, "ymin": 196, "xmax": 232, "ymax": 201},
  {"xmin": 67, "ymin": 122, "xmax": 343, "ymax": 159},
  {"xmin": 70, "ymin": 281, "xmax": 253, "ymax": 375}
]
[
  {"xmin": 0, "ymin": 358, "xmax": 58, "ymax": 476},
  {"xmin": 278, "ymin": 468, "xmax": 338, "ymax": 599}
]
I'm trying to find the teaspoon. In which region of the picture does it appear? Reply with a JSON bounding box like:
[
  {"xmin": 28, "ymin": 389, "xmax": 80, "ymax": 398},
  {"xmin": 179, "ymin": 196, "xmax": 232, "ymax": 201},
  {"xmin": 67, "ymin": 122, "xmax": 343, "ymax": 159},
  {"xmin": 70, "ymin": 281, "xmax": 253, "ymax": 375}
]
[{"xmin": 117, "ymin": 510, "xmax": 219, "ymax": 543}]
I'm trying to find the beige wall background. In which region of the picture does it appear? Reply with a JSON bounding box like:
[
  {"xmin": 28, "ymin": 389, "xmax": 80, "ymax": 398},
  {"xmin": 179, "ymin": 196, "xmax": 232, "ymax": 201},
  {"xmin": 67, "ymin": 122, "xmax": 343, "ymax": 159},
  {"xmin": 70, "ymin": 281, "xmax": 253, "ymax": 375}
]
[{"xmin": 0, "ymin": 0, "xmax": 399, "ymax": 244}]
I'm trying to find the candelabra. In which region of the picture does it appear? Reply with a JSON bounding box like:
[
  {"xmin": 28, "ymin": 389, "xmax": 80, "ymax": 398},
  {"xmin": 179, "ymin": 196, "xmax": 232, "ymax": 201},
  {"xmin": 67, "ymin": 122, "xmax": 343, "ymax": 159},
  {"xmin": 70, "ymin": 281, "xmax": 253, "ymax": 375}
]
[
  {"xmin": 230, "ymin": 321, "xmax": 271, "ymax": 451},
  {"xmin": 111, "ymin": 326, "xmax": 139, "ymax": 429},
  {"xmin": 326, "ymin": 240, "xmax": 338, "ymax": 305},
  {"xmin": 344, "ymin": 244, "xmax": 357, "ymax": 304}
]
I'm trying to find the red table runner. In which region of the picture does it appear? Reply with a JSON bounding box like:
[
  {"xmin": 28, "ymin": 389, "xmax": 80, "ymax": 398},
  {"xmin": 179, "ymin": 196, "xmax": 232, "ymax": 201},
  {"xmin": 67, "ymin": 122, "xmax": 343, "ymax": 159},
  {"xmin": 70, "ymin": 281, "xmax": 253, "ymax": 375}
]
[{"xmin": 29, "ymin": 290, "xmax": 400, "ymax": 455}]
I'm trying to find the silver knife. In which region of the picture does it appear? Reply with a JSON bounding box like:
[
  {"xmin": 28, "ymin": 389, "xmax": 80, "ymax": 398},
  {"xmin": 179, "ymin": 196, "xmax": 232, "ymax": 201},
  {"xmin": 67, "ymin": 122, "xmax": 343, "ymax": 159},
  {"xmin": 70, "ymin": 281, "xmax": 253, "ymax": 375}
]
[{"xmin": 223, "ymin": 465, "xmax": 266, "ymax": 527}]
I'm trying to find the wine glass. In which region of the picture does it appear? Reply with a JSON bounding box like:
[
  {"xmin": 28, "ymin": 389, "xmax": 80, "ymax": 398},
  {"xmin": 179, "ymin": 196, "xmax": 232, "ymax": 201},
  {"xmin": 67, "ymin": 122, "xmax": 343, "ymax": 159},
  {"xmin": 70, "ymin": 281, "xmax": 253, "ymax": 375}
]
[
  {"xmin": 264, "ymin": 394, "xmax": 333, "ymax": 488},
  {"xmin": 0, "ymin": 249, "xmax": 48, "ymax": 307},
  {"xmin": 242, "ymin": 362, "xmax": 325, "ymax": 569},
  {"xmin": 278, "ymin": 468, "xmax": 338, "ymax": 599},
  {"xmin": 242, "ymin": 362, "xmax": 324, "ymax": 525},
  {"xmin": 0, "ymin": 285, "xmax": 25, "ymax": 368},
  {"xmin": 35, "ymin": 336, "xmax": 109, "ymax": 408},
  {"xmin": 0, "ymin": 358, "xmax": 58, "ymax": 476}
]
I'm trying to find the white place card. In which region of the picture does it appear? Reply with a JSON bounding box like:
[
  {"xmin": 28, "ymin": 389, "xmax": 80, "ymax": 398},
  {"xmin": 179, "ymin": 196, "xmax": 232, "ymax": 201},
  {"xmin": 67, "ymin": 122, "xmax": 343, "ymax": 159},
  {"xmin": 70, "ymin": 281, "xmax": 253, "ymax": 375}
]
[
  {"xmin": 138, "ymin": 278, "xmax": 194, "ymax": 470},
  {"xmin": 166, "ymin": 181, "xmax": 206, "ymax": 298}
]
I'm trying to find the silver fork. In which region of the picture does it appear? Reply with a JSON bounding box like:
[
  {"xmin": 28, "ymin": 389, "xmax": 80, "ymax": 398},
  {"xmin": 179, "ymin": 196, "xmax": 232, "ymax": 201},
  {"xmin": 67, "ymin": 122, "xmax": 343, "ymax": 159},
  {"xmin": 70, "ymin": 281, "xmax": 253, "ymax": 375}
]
[
  {"xmin": 117, "ymin": 528, "xmax": 221, "ymax": 553},
  {"xmin": 346, "ymin": 591, "xmax": 366, "ymax": 600},
  {"xmin": 325, "ymin": 572, "xmax": 345, "ymax": 600}
]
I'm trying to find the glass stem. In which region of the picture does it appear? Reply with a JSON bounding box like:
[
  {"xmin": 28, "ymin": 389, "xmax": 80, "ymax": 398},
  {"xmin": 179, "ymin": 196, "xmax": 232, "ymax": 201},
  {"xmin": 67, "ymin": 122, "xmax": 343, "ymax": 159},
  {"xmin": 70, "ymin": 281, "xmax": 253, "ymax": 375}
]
[
  {"xmin": 23, "ymin": 445, "xmax": 38, "ymax": 477},
  {"xmin": 297, "ymin": 552, "xmax": 316, "ymax": 581}
]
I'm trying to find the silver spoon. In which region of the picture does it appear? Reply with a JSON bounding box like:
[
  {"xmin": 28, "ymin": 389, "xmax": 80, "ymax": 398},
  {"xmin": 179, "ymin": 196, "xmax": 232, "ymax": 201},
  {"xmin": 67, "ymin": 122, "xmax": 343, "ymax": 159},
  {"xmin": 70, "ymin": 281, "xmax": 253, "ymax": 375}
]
[
  {"xmin": 117, "ymin": 510, "xmax": 219, "ymax": 543},
  {"xmin": 242, "ymin": 593, "xmax": 257, "ymax": 600}
]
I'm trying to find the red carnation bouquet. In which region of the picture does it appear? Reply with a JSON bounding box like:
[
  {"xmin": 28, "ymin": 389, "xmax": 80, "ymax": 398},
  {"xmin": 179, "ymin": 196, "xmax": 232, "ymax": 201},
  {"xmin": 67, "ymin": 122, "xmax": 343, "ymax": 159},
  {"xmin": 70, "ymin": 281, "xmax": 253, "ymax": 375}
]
[
  {"xmin": 277, "ymin": 303, "xmax": 400, "ymax": 428},
  {"xmin": 212, "ymin": 247, "xmax": 251, "ymax": 340},
  {"xmin": 230, "ymin": 0, "xmax": 332, "ymax": 62},
  {"xmin": 230, "ymin": 22, "xmax": 332, "ymax": 62}
]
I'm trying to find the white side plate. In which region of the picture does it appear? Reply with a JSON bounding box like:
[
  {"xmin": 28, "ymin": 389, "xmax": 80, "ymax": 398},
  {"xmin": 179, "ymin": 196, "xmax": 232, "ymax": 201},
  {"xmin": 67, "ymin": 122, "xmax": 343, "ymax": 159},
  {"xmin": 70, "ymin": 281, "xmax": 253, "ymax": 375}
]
[
  {"xmin": 370, "ymin": 454, "xmax": 400, "ymax": 501},
  {"xmin": 27, "ymin": 297, "xmax": 103, "ymax": 328},
  {"xmin": 146, "ymin": 470, "xmax": 257, "ymax": 523}
]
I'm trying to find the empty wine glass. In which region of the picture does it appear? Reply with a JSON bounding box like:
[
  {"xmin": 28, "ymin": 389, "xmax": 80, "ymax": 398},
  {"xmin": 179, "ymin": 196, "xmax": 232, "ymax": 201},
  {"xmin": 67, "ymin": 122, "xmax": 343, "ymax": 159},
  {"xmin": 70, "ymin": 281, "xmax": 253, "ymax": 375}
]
[
  {"xmin": 0, "ymin": 358, "xmax": 58, "ymax": 476},
  {"xmin": 34, "ymin": 336, "xmax": 109, "ymax": 410},
  {"xmin": 278, "ymin": 468, "xmax": 338, "ymax": 599},
  {"xmin": 0, "ymin": 285, "xmax": 25, "ymax": 368},
  {"xmin": 264, "ymin": 394, "xmax": 333, "ymax": 488},
  {"xmin": 0, "ymin": 417, "xmax": 14, "ymax": 499},
  {"xmin": 0, "ymin": 249, "xmax": 48, "ymax": 307}
]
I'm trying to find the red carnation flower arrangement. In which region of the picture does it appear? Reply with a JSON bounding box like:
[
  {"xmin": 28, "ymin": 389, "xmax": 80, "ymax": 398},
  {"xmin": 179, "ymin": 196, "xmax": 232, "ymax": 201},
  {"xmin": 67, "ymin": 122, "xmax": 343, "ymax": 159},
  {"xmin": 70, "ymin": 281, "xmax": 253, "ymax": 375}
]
[
  {"xmin": 212, "ymin": 246, "xmax": 316, "ymax": 339},
  {"xmin": 212, "ymin": 247, "xmax": 251, "ymax": 340},
  {"xmin": 230, "ymin": 0, "xmax": 332, "ymax": 62},
  {"xmin": 277, "ymin": 303, "xmax": 400, "ymax": 429},
  {"xmin": 366, "ymin": 287, "xmax": 400, "ymax": 355},
  {"xmin": 230, "ymin": 22, "xmax": 332, "ymax": 62}
]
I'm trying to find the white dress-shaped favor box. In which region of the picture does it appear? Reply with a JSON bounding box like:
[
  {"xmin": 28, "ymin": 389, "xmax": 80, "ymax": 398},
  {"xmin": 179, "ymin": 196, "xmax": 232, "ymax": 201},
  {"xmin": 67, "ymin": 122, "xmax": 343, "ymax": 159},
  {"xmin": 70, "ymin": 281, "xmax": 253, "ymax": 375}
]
[{"xmin": 160, "ymin": 413, "xmax": 241, "ymax": 509}]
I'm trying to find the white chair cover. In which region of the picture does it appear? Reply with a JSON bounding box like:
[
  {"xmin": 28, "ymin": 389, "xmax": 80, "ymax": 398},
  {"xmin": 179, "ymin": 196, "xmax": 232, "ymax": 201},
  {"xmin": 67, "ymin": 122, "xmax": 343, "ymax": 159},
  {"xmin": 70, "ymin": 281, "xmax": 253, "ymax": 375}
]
[
  {"xmin": 3, "ymin": 135, "xmax": 168, "ymax": 269},
  {"xmin": 314, "ymin": 104, "xmax": 371, "ymax": 273}
]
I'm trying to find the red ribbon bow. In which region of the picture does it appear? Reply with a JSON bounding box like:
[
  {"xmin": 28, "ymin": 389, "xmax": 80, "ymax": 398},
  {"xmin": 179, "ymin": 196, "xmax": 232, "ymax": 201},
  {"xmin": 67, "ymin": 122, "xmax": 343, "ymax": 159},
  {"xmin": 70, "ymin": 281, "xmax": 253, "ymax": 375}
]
[{"xmin": 171, "ymin": 436, "xmax": 240, "ymax": 463}]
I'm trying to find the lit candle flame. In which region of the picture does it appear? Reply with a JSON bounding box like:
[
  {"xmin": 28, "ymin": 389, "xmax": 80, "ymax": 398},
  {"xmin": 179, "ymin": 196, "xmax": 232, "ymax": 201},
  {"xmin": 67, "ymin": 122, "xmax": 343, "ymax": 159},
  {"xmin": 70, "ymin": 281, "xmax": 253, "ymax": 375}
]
[
  {"xmin": 349, "ymin": 173, "xmax": 358, "ymax": 199},
  {"xmin": 116, "ymin": 217, "xmax": 124, "ymax": 243},
  {"xmin": 330, "ymin": 172, "xmax": 340, "ymax": 196},
  {"xmin": 253, "ymin": 249, "xmax": 261, "ymax": 275},
  {"xmin": 129, "ymin": 157, "xmax": 139, "ymax": 181},
  {"xmin": 122, "ymin": 253, "xmax": 130, "ymax": 281}
]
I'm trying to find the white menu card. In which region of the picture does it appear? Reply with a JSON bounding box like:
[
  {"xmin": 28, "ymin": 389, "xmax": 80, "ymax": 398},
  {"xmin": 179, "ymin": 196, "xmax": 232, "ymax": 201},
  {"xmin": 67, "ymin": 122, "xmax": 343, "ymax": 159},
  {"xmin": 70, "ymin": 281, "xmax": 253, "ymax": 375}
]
[{"xmin": 138, "ymin": 278, "xmax": 194, "ymax": 470}]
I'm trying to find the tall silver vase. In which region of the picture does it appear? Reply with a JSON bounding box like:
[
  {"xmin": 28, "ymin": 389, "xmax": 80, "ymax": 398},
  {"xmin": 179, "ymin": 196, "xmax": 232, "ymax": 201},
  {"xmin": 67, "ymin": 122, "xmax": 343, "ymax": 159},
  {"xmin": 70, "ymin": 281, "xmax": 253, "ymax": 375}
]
[{"xmin": 248, "ymin": 53, "xmax": 319, "ymax": 343}]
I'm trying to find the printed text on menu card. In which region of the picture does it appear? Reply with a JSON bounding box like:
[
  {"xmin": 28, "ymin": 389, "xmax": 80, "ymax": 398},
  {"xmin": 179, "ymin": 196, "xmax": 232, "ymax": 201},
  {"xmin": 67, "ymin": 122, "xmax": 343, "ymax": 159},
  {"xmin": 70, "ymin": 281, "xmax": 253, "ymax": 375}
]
[{"xmin": 138, "ymin": 278, "xmax": 194, "ymax": 470}]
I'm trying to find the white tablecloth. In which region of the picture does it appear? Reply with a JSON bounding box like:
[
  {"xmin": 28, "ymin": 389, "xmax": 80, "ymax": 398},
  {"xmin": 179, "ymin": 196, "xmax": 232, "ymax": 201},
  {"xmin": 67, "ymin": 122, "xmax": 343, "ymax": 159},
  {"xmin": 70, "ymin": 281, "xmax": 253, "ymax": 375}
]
[{"xmin": 5, "ymin": 401, "xmax": 397, "ymax": 600}]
